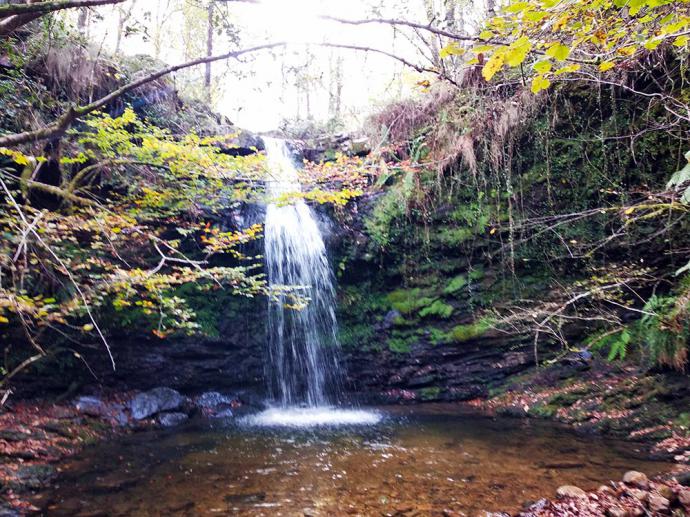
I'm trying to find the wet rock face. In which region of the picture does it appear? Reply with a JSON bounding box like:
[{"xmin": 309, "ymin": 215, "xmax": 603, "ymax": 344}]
[{"xmin": 343, "ymin": 335, "xmax": 533, "ymax": 404}]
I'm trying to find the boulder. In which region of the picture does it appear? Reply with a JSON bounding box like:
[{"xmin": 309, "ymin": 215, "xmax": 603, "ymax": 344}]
[
  {"xmin": 158, "ymin": 412, "xmax": 189, "ymax": 428},
  {"xmin": 556, "ymin": 485, "xmax": 588, "ymax": 499},
  {"xmin": 623, "ymin": 471, "xmax": 649, "ymax": 490},
  {"xmin": 130, "ymin": 387, "xmax": 185, "ymax": 420}
]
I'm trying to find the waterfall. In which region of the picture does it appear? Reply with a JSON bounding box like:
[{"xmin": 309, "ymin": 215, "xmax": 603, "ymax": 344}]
[{"xmin": 263, "ymin": 138, "xmax": 344, "ymax": 408}]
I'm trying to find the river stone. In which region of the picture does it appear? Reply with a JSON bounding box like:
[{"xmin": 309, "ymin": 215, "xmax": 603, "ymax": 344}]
[
  {"xmin": 679, "ymin": 488, "xmax": 690, "ymax": 510},
  {"xmin": 605, "ymin": 507, "xmax": 627, "ymax": 517},
  {"xmin": 196, "ymin": 391, "xmax": 234, "ymax": 409},
  {"xmin": 74, "ymin": 395, "xmax": 107, "ymax": 417},
  {"xmin": 556, "ymin": 485, "xmax": 587, "ymax": 499},
  {"xmin": 130, "ymin": 387, "xmax": 184, "ymax": 420},
  {"xmin": 626, "ymin": 488, "xmax": 648, "ymax": 502},
  {"xmin": 623, "ymin": 471, "xmax": 649, "ymax": 489},
  {"xmin": 10, "ymin": 465, "xmax": 56, "ymax": 491},
  {"xmin": 647, "ymin": 493, "xmax": 670, "ymax": 513},
  {"xmin": 158, "ymin": 412, "xmax": 188, "ymax": 427}
]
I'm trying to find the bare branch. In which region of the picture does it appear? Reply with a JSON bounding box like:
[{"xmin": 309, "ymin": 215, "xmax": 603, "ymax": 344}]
[{"xmin": 0, "ymin": 42, "xmax": 287, "ymax": 147}]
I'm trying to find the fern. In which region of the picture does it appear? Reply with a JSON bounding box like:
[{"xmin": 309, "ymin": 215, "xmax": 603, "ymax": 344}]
[{"xmin": 667, "ymin": 150, "xmax": 690, "ymax": 205}]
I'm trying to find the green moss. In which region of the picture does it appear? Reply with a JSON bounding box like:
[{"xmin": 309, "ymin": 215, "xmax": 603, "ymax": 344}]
[
  {"xmin": 338, "ymin": 323, "xmax": 376, "ymax": 349},
  {"xmin": 387, "ymin": 336, "xmax": 415, "ymax": 354},
  {"xmin": 443, "ymin": 275, "xmax": 467, "ymax": 295},
  {"xmin": 419, "ymin": 300, "xmax": 454, "ymax": 319},
  {"xmin": 419, "ymin": 386, "xmax": 442, "ymax": 401},
  {"xmin": 448, "ymin": 318, "xmax": 493, "ymax": 343},
  {"xmin": 530, "ymin": 404, "xmax": 557, "ymax": 418},
  {"xmin": 386, "ymin": 288, "xmax": 436, "ymax": 315},
  {"xmin": 429, "ymin": 327, "xmax": 449, "ymax": 345}
]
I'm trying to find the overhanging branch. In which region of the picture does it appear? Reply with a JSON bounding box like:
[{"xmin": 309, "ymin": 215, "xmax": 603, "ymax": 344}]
[{"xmin": 0, "ymin": 0, "xmax": 125, "ymax": 18}]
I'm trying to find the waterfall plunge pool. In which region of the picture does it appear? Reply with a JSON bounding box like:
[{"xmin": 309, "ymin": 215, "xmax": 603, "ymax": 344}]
[
  {"xmin": 37, "ymin": 404, "xmax": 674, "ymax": 516},
  {"xmin": 242, "ymin": 407, "xmax": 383, "ymax": 427}
]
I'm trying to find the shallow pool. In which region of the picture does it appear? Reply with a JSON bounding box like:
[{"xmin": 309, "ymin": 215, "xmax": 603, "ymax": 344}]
[{"xmin": 37, "ymin": 404, "xmax": 673, "ymax": 516}]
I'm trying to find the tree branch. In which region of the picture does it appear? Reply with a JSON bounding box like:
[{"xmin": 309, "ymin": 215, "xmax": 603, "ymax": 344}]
[
  {"xmin": 0, "ymin": 0, "xmax": 125, "ymax": 18},
  {"xmin": 321, "ymin": 15, "xmax": 477, "ymax": 43}
]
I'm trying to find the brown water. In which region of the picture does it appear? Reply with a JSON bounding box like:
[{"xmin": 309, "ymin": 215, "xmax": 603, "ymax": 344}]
[{"xmin": 38, "ymin": 404, "xmax": 673, "ymax": 516}]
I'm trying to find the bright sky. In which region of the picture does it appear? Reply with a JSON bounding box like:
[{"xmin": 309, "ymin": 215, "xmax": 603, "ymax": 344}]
[{"xmin": 83, "ymin": 0, "xmax": 438, "ymax": 132}]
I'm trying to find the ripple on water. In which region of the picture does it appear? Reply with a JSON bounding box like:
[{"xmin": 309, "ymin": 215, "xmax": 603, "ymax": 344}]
[{"xmin": 240, "ymin": 407, "xmax": 383, "ymax": 428}]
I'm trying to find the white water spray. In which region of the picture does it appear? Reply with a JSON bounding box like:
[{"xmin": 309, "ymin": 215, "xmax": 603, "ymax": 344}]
[{"xmin": 263, "ymin": 138, "xmax": 343, "ymax": 407}]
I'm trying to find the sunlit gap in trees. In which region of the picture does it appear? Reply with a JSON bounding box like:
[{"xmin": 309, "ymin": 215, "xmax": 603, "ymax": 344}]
[{"xmin": 253, "ymin": 0, "xmax": 325, "ymax": 44}]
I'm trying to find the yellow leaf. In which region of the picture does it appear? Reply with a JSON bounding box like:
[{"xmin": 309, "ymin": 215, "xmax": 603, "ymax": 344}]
[
  {"xmin": 531, "ymin": 75, "xmax": 551, "ymax": 93},
  {"xmin": 489, "ymin": 228, "xmax": 497, "ymax": 235},
  {"xmin": 599, "ymin": 61, "xmax": 616, "ymax": 72},
  {"xmin": 0, "ymin": 316, "xmax": 8, "ymax": 324},
  {"xmin": 624, "ymin": 207, "xmax": 635, "ymax": 215},
  {"xmin": 545, "ymin": 42, "xmax": 570, "ymax": 61},
  {"xmin": 533, "ymin": 60, "xmax": 552, "ymax": 74},
  {"xmin": 83, "ymin": 323, "xmax": 94, "ymax": 332},
  {"xmin": 440, "ymin": 42, "xmax": 465, "ymax": 59},
  {"xmin": 482, "ymin": 52, "xmax": 505, "ymax": 81},
  {"xmin": 554, "ymin": 64, "xmax": 581, "ymax": 75},
  {"xmin": 505, "ymin": 36, "xmax": 532, "ymax": 66},
  {"xmin": 673, "ymin": 35, "xmax": 689, "ymax": 47}
]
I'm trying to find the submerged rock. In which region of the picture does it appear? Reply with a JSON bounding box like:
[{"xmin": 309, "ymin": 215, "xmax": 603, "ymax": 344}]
[
  {"xmin": 196, "ymin": 391, "xmax": 234, "ymax": 409},
  {"xmin": 211, "ymin": 408, "xmax": 234, "ymax": 419},
  {"xmin": 9, "ymin": 465, "xmax": 56, "ymax": 491},
  {"xmin": 130, "ymin": 387, "xmax": 185, "ymax": 420},
  {"xmin": 158, "ymin": 412, "xmax": 189, "ymax": 427}
]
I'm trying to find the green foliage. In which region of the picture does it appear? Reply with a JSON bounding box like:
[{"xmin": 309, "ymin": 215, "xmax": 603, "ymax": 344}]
[
  {"xmin": 639, "ymin": 295, "xmax": 689, "ymax": 371},
  {"xmin": 667, "ymin": 150, "xmax": 690, "ymax": 205},
  {"xmin": 442, "ymin": 0, "xmax": 690, "ymax": 95},
  {"xmin": 364, "ymin": 168, "xmax": 415, "ymax": 249}
]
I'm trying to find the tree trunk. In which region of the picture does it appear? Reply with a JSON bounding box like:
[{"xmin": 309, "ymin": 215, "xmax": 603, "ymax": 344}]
[{"xmin": 205, "ymin": 2, "xmax": 213, "ymax": 103}]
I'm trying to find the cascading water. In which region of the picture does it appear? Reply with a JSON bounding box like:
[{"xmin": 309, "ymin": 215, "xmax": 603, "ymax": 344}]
[
  {"xmin": 263, "ymin": 138, "xmax": 343, "ymax": 407},
  {"xmin": 244, "ymin": 138, "xmax": 380, "ymax": 427}
]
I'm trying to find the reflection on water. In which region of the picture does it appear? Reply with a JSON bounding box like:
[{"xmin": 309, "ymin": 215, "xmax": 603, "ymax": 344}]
[{"xmin": 39, "ymin": 405, "xmax": 673, "ymax": 516}]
